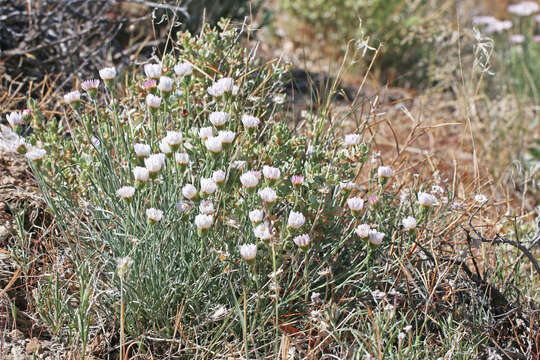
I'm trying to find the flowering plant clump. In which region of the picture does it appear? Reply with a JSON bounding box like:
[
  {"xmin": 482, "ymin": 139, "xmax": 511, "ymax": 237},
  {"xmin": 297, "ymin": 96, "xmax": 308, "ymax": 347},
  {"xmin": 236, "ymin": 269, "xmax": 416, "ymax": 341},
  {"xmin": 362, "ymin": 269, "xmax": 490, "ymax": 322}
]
[{"xmin": 11, "ymin": 20, "xmax": 480, "ymax": 358}]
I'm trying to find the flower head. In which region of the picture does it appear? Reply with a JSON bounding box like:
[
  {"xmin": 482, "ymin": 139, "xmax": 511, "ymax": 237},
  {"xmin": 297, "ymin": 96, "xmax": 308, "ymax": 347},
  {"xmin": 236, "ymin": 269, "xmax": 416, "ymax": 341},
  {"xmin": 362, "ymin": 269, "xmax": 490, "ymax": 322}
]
[
  {"xmin": 368, "ymin": 230, "xmax": 384, "ymax": 246},
  {"xmin": 347, "ymin": 197, "xmax": 364, "ymax": 212},
  {"xmin": 164, "ymin": 131, "xmax": 182, "ymax": 147},
  {"xmin": 182, "ymin": 184, "xmax": 197, "ymax": 200},
  {"xmin": 144, "ymin": 63, "xmax": 162, "ymax": 79},
  {"xmin": 231, "ymin": 160, "xmax": 246, "ymax": 170},
  {"xmin": 287, "ymin": 211, "xmax": 305, "ymax": 229},
  {"xmin": 146, "ymin": 208, "xmax": 163, "ymax": 223},
  {"xmin": 212, "ymin": 170, "xmax": 226, "ymax": 184},
  {"xmin": 474, "ymin": 194, "xmax": 488, "ymax": 204},
  {"xmin": 199, "ymin": 200, "xmax": 215, "ymax": 214},
  {"xmin": 485, "ymin": 20, "xmax": 512, "ymax": 33},
  {"xmin": 263, "ymin": 165, "xmax": 281, "ymax": 181},
  {"xmin": 344, "ymin": 134, "xmax": 362, "ymax": 146},
  {"xmin": 509, "ymin": 34, "xmax": 525, "ymax": 44},
  {"xmin": 159, "ymin": 140, "xmax": 172, "ymax": 155},
  {"xmin": 218, "ymin": 130, "xmax": 235, "ymax": 145},
  {"xmin": 195, "ymin": 214, "xmax": 213, "ymax": 231},
  {"xmin": 158, "ymin": 76, "xmax": 173, "ymax": 93},
  {"xmin": 339, "ymin": 181, "xmax": 355, "ymax": 191},
  {"xmin": 205, "ymin": 136, "xmax": 223, "ymax": 153},
  {"xmin": 207, "ymin": 77, "xmax": 235, "ymax": 97},
  {"xmin": 144, "ymin": 154, "xmax": 165, "ymax": 175},
  {"xmin": 199, "ymin": 126, "xmax": 213, "ymax": 140},
  {"xmin": 25, "ymin": 148, "xmax": 46, "ymax": 162},
  {"xmin": 293, "ymin": 234, "xmax": 311, "ymax": 249},
  {"xmin": 64, "ymin": 91, "xmax": 81, "ymax": 106},
  {"xmin": 134, "ymin": 143, "xmax": 151, "ymax": 158},
  {"xmin": 402, "ymin": 216, "xmax": 417, "ymax": 231},
  {"xmin": 81, "ymin": 79, "xmax": 100, "ymax": 95},
  {"xmin": 249, "ymin": 209, "xmax": 264, "ymax": 224},
  {"xmin": 241, "ymin": 114, "xmax": 260, "ymax": 129},
  {"xmin": 116, "ymin": 257, "xmax": 133, "ymax": 279},
  {"xmin": 174, "ymin": 62, "xmax": 193, "ymax": 76},
  {"xmin": 239, "ymin": 244, "xmax": 257, "ymax": 262},
  {"xmin": 133, "ymin": 166, "xmax": 149, "ymax": 182},
  {"xmin": 254, "ymin": 222, "xmax": 272, "ymax": 241},
  {"xmin": 200, "ymin": 178, "xmax": 217, "ymax": 195},
  {"xmin": 209, "ymin": 111, "xmax": 229, "ymax": 127},
  {"xmin": 417, "ymin": 192, "xmax": 437, "ymax": 207},
  {"xmin": 117, "ymin": 186, "xmax": 135, "ymax": 200},
  {"xmin": 259, "ymin": 187, "xmax": 277, "ymax": 203},
  {"xmin": 99, "ymin": 67, "xmax": 116, "ymax": 81},
  {"xmin": 146, "ymin": 94, "xmax": 162, "ymax": 109},
  {"xmin": 240, "ymin": 171, "xmax": 259, "ymax": 189},
  {"xmin": 291, "ymin": 175, "xmax": 304, "ymax": 186},
  {"xmin": 355, "ymin": 224, "xmax": 370, "ymax": 238},
  {"xmin": 6, "ymin": 112, "xmax": 23, "ymax": 127},
  {"xmin": 175, "ymin": 152, "xmax": 189, "ymax": 166},
  {"xmin": 508, "ymin": 1, "xmax": 539, "ymax": 16},
  {"xmin": 377, "ymin": 166, "xmax": 393, "ymax": 178}
]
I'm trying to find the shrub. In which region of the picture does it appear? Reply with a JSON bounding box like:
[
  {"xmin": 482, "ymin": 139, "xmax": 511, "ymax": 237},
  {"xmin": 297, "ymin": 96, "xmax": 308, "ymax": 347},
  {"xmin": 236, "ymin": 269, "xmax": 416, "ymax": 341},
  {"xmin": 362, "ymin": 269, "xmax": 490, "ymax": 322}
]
[{"xmin": 6, "ymin": 19, "xmax": 538, "ymax": 359}]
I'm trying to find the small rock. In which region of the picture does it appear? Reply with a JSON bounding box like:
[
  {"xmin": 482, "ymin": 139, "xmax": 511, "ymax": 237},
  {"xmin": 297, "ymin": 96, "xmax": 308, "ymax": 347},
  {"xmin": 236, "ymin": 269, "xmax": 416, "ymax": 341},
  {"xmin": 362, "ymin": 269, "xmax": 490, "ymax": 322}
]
[{"xmin": 26, "ymin": 337, "xmax": 41, "ymax": 355}]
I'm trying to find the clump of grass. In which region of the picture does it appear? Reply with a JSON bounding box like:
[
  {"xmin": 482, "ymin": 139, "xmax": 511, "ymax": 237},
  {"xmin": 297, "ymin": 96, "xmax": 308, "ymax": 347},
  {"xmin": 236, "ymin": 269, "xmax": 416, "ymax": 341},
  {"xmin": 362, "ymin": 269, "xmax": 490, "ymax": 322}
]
[{"xmin": 3, "ymin": 18, "xmax": 539, "ymax": 359}]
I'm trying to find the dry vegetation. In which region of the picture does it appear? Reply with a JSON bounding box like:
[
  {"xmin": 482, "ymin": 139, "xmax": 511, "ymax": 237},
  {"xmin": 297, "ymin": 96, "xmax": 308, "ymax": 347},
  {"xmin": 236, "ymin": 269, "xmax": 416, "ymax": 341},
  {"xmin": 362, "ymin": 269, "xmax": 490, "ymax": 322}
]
[{"xmin": 0, "ymin": 0, "xmax": 538, "ymax": 359}]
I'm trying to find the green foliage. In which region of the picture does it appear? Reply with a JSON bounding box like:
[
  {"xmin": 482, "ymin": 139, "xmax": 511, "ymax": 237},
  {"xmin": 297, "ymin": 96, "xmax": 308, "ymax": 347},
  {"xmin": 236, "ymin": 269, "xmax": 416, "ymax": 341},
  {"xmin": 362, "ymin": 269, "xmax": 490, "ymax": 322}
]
[{"xmin": 279, "ymin": 0, "xmax": 448, "ymax": 83}]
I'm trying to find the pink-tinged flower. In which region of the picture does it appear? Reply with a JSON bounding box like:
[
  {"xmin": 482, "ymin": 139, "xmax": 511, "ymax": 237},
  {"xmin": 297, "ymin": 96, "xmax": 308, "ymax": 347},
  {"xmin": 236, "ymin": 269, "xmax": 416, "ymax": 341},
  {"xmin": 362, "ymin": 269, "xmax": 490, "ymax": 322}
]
[
  {"xmin": 263, "ymin": 165, "xmax": 281, "ymax": 181},
  {"xmin": 175, "ymin": 152, "xmax": 189, "ymax": 166},
  {"xmin": 81, "ymin": 79, "xmax": 100, "ymax": 94},
  {"xmin": 472, "ymin": 16, "xmax": 498, "ymax": 25},
  {"xmin": 344, "ymin": 133, "xmax": 362, "ymax": 146},
  {"xmin": 417, "ymin": 192, "xmax": 437, "ymax": 207},
  {"xmin": 174, "ymin": 62, "xmax": 193, "ymax": 77},
  {"xmin": 195, "ymin": 214, "xmax": 213, "ymax": 231},
  {"xmin": 182, "ymin": 184, "xmax": 197, "ymax": 200},
  {"xmin": 259, "ymin": 187, "xmax": 277, "ymax": 203},
  {"xmin": 209, "ymin": 111, "xmax": 229, "ymax": 127},
  {"xmin": 146, "ymin": 208, "xmax": 163, "ymax": 223},
  {"xmin": 6, "ymin": 112, "xmax": 23, "ymax": 127},
  {"xmin": 205, "ymin": 136, "xmax": 223, "ymax": 153},
  {"xmin": 287, "ymin": 211, "xmax": 305, "ymax": 229},
  {"xmin": 240, "ymin": 171, "xmax": 259, "ymax": 189},
  {"xmin": 146, "ymin": 94, "xmax": 162, "ymax": 109},
  {"xmin": 144, "ymin": 63, "xmax": 162, "ymax": 79},
  {"xmin": 535, "ymin": 35, "xmax": 540, "ymax": 43},
  {"xmin": 199, "ymin": 200, "xmax": 215, "ymax": 215},
  {"xmin": 485, "ymin": 20, "xmax": 512, "ymax": 34},
  {"xmin": 368, "ymin": 230, "xmax": 384, "ymax": 246},
  {"xmin": 199, "ymin": 126, "xmax": 213, "ymax": 140},
  {"xmin": 143, "ymin": 79, "xmax": 157, "ymax": 90},
  {"xmin": 99, "ymin": 67, "xmax": 116, "ymax": 81},
  {"xmin": 368, "ymin": 196, "xmax": 378, "ymax": 205},
  {"xmin": 293, "ymin": 234, "xmax": 311, "ymax": 249},
  {"xmin": 241, "ymin": 114, "xmax": 260, "ymax": 129},
  {"xmin": 291, "ymin": 175, "xmax": 304, "ymax": 186},
  {"xmin": 133, "ymin": 167, "xmax": 149, "ymax": 183},
  {"xmin": 64, "ymin": 91, "xmax": 81, "ymax": 105},
  {"xmin": 200, "ymin": 178, "xmax": 217, "ymax": 195},
  {"xmin": 347, "ymin": 197, "xmax": 364, "ymax": 213},
  {"xmin": 254, "ymin": 222, "xmax": 272, "ymax": 241},
  {"xmin": 339, "ymin": 181, "xmax": 355, "ymax": 191},
  {"xmin": 207, "ymin": 78, "xmax": 235, "ymax": 97},
  {"xmin": 402, "ymin": 216, "xmax": 417, "ymax": 231},
  {"xmin": 507, "ymin": 1, "xmax": 539, "ymax": 16},
  {"xmin": 22, "ymin": 109, "xmax": 31, "ymax": 120},
  {"xmin": 25, "ymin": 148, "xmax": 46, "ymax": 162},
  {"xmin": 239, "ymin": 244, "xmax": 257, "ymax": 261},
  {"xmin": 377, "ymin": 166, "xmax": 393, "ymax": 178},
  {"xmin": 117, "ymin": 186, "xmax": 135, "ymax": 200},
  {"xmin": 212, "ymin": 170, "xmax": 226, "ymax": 184},
  {"xmin": 144, "ymin": 154, "xmax": 165, "ymax": 175},
  {"xmin": 249, "ymin": 209, "xmax": 264, "ymax": 224},
  {"xmin": 134, "ymin": 143, "xmax": 151, "ymax": 158},
  {"xmin": 355, "ymin": 224, "xmax": 370, "ymax": 238},
  {"xmin": 509, "ymin": 34, "xmax": 525, "ymax": 43},
  {"xmin": 158, "ymin": 76, "xmax": 173, "ymax": 93},
  {"xmin": 218, "ymin": 130, "xmax": 235, "ymax": 145}
]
